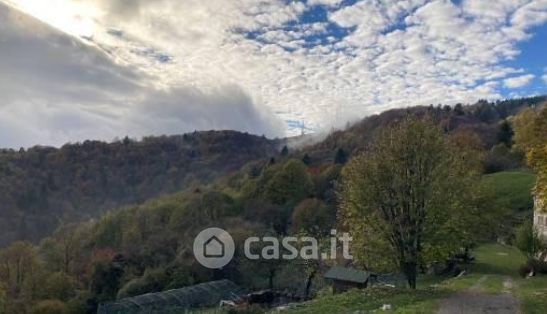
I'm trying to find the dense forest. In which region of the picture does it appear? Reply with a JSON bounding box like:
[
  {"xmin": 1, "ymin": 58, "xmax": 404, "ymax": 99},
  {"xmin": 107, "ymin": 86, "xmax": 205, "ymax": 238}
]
[
  {"xmin": 0, "ymin": 131, "xmax": 283, "ymax": 246},
  {"xmin": 0, "ymin": 96, "xmax": 545, "ymax": 313}
]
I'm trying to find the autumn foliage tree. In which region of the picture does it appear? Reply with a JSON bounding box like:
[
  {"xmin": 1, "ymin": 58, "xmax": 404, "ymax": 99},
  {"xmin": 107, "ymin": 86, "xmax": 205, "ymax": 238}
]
[
  {"xmin": 264, "ymin": 159, "xmax": 313, "ymax": 205},
  {"xmin": 514, "ymin": 105, "xmax": 547, "ymax": 210},
  {"xmin": 291, "ymin": 198, "xmax": 335, "ymax": 298},
  {"xmin": 0, "ymin": 241, "xmax": 41, "ymax": 313},
  {"xmin": 340, "ymin": 117, "xmax": 484, "ymax": 288}
]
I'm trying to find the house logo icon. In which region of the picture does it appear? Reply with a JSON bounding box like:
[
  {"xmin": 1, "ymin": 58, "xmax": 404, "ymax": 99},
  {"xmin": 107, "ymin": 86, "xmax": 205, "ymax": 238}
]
[
  {"xmin": 204, "ymin": 235, "xmax": 225, "ymax": 258},
  {"xmin": 193, "ymin": 227, "xmax": 235, "ymax": 269}
]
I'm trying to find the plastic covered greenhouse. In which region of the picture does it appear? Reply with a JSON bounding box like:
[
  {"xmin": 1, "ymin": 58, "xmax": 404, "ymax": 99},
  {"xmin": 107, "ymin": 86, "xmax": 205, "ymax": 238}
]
[{"xmin": 98, "ymin": 279, "xmax": 247, "ymax": 314}]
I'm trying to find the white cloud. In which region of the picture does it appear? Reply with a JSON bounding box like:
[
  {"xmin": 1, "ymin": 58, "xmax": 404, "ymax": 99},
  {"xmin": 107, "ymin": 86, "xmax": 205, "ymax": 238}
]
[
  {"xmin": 0, "ymin": 3, "xmax": 283, "ymax": 148},
  {"xmin": 503, "ymin": 74, "xmax": 536, "ymax": 88},
  {"xmin": 307, "ymin": 0, "xmax": 344, "ymax": 7},
  {"xmin": 0, "ymin": 0, "xmax": 546, "ymax": 147}
]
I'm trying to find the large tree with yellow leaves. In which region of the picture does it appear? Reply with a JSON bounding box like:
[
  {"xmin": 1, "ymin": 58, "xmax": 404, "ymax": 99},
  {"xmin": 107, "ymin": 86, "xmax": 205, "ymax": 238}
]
[{"xmin": 513, "ymin": 105, "xmax": 547, "ymax": 212}]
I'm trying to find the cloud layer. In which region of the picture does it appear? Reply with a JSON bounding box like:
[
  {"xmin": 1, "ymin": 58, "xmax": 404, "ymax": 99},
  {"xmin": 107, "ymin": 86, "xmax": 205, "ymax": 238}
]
[
  {"xmin": 1, "ymin": 0, "xmax": 546, "ymax": 147},
  {"xmin": 0, "ymin": 2, "xmax": 283, "ymax": 147}
]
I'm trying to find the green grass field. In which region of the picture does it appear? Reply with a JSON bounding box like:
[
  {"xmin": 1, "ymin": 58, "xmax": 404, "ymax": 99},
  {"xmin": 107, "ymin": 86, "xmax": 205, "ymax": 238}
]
[
  {"xmin": 468, "ymin": 244, "xmax": 547, "ymax": 313},
  {"xmin": 517, "ymin": 276, "xmax": 547, "ymax": 314},
  {"xmin": 471, "ymin": 244, "xmax": 526, "ymax": 276},
  {"xmin": 481, "ymin": 171, "xmax": 536, "ymax": 212},
  {"xmin": 279, "ymin": 287, "xmax": 447, "ymax": 314},
  {"xmin": 280, "ymin": 244, "xmax": 547, "ymax": 314}
]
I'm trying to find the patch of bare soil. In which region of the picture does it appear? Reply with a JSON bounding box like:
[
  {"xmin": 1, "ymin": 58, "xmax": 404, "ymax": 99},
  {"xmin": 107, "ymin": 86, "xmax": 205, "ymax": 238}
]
[
  {"xmin": 438, "ymin": 276, "xmax": 521, "ymax": 314},
  {"xmin": 437, "ymin": 292, "xmax": 521, "ymax": 314}
]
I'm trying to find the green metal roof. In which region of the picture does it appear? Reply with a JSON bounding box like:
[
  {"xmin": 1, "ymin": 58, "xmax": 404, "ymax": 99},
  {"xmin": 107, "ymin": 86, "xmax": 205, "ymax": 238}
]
[{"xmin": 324, "ymin": 266, "xmax": 370, "ymax": 284}]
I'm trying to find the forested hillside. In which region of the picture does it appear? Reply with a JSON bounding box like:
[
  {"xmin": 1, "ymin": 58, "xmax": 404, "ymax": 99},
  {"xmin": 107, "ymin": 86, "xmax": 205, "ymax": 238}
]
[
  {"xmin": 0, "ymin": 96, "xmax": 545, "ymax": 313},
  {"xmin": 0, "ymin": 131, "xmax": 282, "ymax": 246},
  {"xmin": 306, "ymin": 96, "xmax": 546, "ymax": 167}
]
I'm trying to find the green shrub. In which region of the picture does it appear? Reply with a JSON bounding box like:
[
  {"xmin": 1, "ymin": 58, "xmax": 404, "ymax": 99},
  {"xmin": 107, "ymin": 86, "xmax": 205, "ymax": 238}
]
[
  {"xmin": 515, "ymin": 220, "xmax": 546, "ymax": 259},
  {"xmin": 117, "ymin": 268, "xmax": 167, "ymax": 299},
  {"xmin": 66, "ymin": 290, "xmax": 96, "ymax": 314},
  {"xmin": 39, "ymin": 272, "xmax": 75, "ymax": 301},
  {"xmin": 31, "ymin": 300, "xmax": 68, "ymax": 314}
]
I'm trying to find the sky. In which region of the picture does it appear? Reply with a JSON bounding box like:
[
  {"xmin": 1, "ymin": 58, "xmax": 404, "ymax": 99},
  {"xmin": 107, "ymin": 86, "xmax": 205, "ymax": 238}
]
[{"xmin": 0, "ymin": 0, "xmax": 546, "ymax": 148}]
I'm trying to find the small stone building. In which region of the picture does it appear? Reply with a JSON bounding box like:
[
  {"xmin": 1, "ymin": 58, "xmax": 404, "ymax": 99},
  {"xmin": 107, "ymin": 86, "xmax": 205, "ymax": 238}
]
[{"xmin": 324, "ymin": 266, "xmax": 371, "ymax": 294}]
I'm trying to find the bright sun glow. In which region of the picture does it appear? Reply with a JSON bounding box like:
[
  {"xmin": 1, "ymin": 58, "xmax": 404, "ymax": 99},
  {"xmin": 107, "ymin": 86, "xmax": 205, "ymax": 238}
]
[{"xmin": 3, "ymin": 0, "xmax": 101, "ymax": 38}]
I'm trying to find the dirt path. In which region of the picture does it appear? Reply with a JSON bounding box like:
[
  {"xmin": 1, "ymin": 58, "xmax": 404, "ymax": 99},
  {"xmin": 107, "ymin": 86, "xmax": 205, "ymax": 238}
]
[{"xmin": 437, "ymin": 276, "xmax": 521, "ymax": 314}]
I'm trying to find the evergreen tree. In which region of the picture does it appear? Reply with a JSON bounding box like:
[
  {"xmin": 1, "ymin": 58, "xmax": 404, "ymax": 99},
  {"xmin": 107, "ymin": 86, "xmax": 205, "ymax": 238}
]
[
  {"xmin": 302, "ymin": 154, "xmax": 311, "ymax": 165},
  {"xmin": 454, "ymin": 103, "xmax": 465, "ymax": 115},
  {"xmin": 497, "ymin": 120, "xmax": 514, "ymax": 147},
  {"xmin": 334, "ymin": 148, "xmax": 348, "ymax": 164},
  {"xmin": 280, "ymin": 145, "xmax": 289, "ymax": 156}
]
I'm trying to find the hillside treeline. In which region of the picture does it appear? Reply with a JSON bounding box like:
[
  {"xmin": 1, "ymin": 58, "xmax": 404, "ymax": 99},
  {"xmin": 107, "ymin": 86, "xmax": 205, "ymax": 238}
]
[
  {"xmin": 0, "ymin": 96, "xmax": 545, "ymax": 313},
  {"xmin": 0, "ymin": 131, "xmax": 282, "ymax": 246}
]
